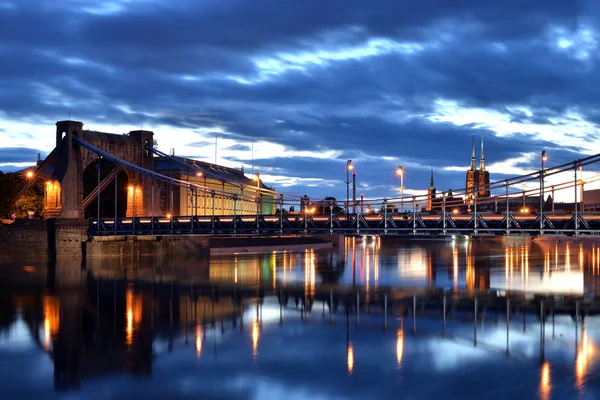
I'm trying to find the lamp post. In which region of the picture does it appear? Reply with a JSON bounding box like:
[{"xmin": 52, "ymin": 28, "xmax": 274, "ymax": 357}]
[
  {"xmin": 346, "ymin": 160, "xmax": 353, "ymax": 214},
  {"xmin": 396, "ymin": 166, "xmax": 404, "ymax": 212},
  {"xmin": 196, "ymin": 171, "xmax": 202, "ymax": 216},
  {"xmin": 540, "ymin": 150, "xmax": 547, "ymax": 233},
  {"xmin": 253, "ymin": 172, "xmax": 260, "ymax": 216}
]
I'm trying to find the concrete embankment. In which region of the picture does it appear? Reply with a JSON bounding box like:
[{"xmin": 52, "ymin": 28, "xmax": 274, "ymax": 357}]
[{"xmin": 0, "ymin": 218, "xmax": 344, "ymax": 259}]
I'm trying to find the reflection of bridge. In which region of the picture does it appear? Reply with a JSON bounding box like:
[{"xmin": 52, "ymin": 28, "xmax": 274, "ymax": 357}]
[
  {"xmin": 4, "ymin": 248, "xmax": 600, "ymax": 393},
  {"xmin": 23, "ymin": 120, "xmax": 600, "ymax": 237}
]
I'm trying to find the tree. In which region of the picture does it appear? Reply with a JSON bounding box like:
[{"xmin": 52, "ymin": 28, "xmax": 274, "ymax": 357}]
[
  {"xmin": 14, "ymin": 188, "xmax": 43, "ymax": 218},
  {"xmin": 314, "ymin": 197, "xmax": 343, "ymax": 214},
  {"xmin": 0, "ymin": 172, "xmax": 20, "ymax": 218}
]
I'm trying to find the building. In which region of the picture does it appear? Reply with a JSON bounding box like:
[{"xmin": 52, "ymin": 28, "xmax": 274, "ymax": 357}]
[
  {"xmin": 154, "ymin": 157, "xmax": 276, "ymax": 216},
  {"xmin": 425, "ymin": 167, "xmax": 436, "ymax": 211},
  {"xmin": 466, "ymin": 134, "xmax": 490, "ymax": 205},
  {"xmin": 583, "ymin": 188, "xmax": 600, "ymax": 212}
]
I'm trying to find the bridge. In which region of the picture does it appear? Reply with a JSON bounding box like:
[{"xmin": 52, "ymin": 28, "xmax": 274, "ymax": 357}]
[{"xmin": 24, "ymin": 120, "xmax": 600, "ymax": 237}]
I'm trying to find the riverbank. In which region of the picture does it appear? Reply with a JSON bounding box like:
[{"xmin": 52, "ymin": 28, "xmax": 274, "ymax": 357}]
[{"xmin": 0, "ymin": 219, "xmax": 344, "ymax": 259}]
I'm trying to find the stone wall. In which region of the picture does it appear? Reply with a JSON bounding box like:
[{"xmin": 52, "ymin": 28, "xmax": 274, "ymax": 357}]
[{"xmin": 0, "ymin": 219, "xmax": 49, "ymax": 259}]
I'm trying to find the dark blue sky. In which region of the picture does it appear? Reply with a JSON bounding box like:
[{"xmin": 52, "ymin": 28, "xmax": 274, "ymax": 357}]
[{"xmin": 0, "ymin": 0, "xmax": 598, "ymax": 201}]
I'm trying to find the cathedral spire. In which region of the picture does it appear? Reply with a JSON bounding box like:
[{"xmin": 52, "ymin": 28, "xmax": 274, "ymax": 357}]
[
  {"xmin": 430, "ymin": 165, "xmax": 434, "ymax": 188},
  {"xmin": 470, "ymin": 133, "xmax": 476, "ymax": 170},
  {"xmin": 480, "ymin": 134, "xmax": 485, "ymax": 171}
]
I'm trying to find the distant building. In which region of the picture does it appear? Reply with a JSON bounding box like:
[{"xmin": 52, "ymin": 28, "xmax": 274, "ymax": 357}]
[
  {"xmin": 466, "ymin": 134, "xmax": 490, "ymax": 205},
  {"xmin": 425, "ymin": 167, "xmax": 436, "ymax": 211},
  {"xmin": 583, "ymin": 188, "xmax": 600, "ymax": 212},
  {"xmin": 154, "ymin": 157, "xmax": 276, "ymax": 216}
]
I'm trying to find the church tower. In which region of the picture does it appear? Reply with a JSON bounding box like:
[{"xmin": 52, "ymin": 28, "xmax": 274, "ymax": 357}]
[
  {"xmin": 426, "ymin": 166, "xmax": 436, "ymax": 211},
  {"xmin": 477, "ymin": 134, "xmax": 490, "ymax": 198},
  {"xmin": 466, "ymin": 134, "xmax": 477, "ymax": 205}
]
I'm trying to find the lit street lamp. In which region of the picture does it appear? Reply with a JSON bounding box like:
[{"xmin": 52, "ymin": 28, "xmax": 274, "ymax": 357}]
[
  {"xmin": 396, "ymin": 166, "xmax": 404, "ymax": 212},
  {"xmin": 540, "ymin": 150, "xmax": 547, "ymax": 232}
]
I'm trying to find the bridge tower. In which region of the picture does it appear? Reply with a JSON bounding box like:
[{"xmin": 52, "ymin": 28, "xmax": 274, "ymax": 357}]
[
  {"xmin": 43, "ymin": 120, "xmax": 160, "ymax": 219},
  {"xmin": 46, "ymin": 120, "xmax": 85, "ymax": 219}
]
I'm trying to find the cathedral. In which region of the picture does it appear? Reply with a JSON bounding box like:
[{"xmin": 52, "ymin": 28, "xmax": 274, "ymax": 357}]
[{"xmin": 466, "ymin": 134, "xmax": 490, "ymax": 205}]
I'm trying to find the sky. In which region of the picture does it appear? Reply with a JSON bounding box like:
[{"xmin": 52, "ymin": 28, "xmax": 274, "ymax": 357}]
[{"xmin": 1, "ymin": 0, "xmax": 600, "ymax": 202}]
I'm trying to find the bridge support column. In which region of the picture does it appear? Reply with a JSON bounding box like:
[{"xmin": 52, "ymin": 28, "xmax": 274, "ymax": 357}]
[
  {"xmin": 383, "ymin": 198, "xmax": 388, "ymax": 235},
  {"xmin": 412, "ymin": 196, "xmax": 416, "ymax": 235},
  {"xmin": 574, "ymin": 163, "xmax": 579, "ymax": 236},
  {"xmin": 49, "ymin": 120, "xmax": 84, "ymax": 219},
  {"xmin": 505, "ymin": 180, "xmax": 510, "ymax": 236},
  {"xmin": 442, "ymin": 193, "xmax": 446, "ymax": 236}
]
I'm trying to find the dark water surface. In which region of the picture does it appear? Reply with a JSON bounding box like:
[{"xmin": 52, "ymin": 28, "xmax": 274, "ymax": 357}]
[{"xmin": 1, "ymin": 236, "xmax": 600, "ymax": 399}]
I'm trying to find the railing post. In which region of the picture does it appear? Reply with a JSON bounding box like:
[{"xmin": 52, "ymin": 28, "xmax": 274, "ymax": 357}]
[
  {"xmin": 279, "ymin": 194, "xmax": 284, "ymax": 235},
  {"xmin": 304, "ymin": 209, "xmax": 308, "ymax": 234},
  {"xmin": 412, "ymin": 196, "xmax": 417, "ymax": 236},
  {"xmin": 473, "ymin": 191, "xmax": 478, "ymax": 236},
  {"xmin": 233, "ymin": 194, "xmax": 238, "ymax": 236},
  {"xmin": 96, "ymin": 157, "xmax": 101, "ymax": 227},
  {"xmin": 539, "ymin": 170, "xmax": 544, "ymax": 236},
  {"xmin": 505, "ymin": 180, "xmax": 510, "ymax": 235},
  {"xmin": 383, "ymin": 198, "xmax": 388, "ymax": 235},
  {"xmin": 442, "ymin": 192, "xmax": 447, "ymax": 236},
  {"xmin": 574, "ymin": 162, "xmax": 579, "ymax": 235},
  {"xmin": 329, "ymin": 201, "xmax": 334, "ymax": 235},
  {"xmin": 114, "ymin": 173, "xmax": 118, "ymax": 236},
  {"xmin": 211, "ymin": 190, "xmax": 215, "ymax": 234},
  {"xmin": 256, "ymin": 198, "xmax": 260, "ymax": 235}
]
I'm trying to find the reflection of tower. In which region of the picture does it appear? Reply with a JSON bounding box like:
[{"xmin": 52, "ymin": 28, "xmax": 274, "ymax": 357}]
[{"xmin": 426, "ymin": 166, "xmax": 436, "ymax": 211}]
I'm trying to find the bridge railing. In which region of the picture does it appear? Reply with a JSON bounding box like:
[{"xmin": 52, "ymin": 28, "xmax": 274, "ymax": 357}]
[{"xmin": 88, "ymin": 211, "xmax": 600, "ymax": 236}]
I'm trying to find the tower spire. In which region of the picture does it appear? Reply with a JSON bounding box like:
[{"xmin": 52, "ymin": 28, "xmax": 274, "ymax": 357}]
[
  {"xmin": 470, "ymin": 133, "xmax": 476, "ymax": 170},
  {"xmin": 480, "ymin": 134, "xmax": 485, "ymax": 171},
  {"xmin": 430, "ymin": 165, "xmax": 434, "ymax": 187}
]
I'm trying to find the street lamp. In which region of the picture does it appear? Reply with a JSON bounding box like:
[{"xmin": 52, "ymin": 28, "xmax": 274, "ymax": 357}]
[
  {"xmin": 540, "ymin": 150, "xmax": 547, "ymax": 231},
  {"xmin": 25, "ymin": 170, "xmax": 34, "ymax": 179},
  {"xmin": 346, "ymin": 160, "xmax": 353, "ymax": 214},
  {"xmin": 396, "ymin": 166, "xmax": 404, "ymax": 212}
]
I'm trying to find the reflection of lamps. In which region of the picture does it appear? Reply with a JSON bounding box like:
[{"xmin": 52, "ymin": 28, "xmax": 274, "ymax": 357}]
[
  {"xmin": 540, "ymin": 361, "xmax": 550, "ymax": 400},
  {"xmin": 252, "ymin": 321, "xmax": 260, "ymax": 356},
  {"xmin": 396, "ymin": 329, "xmax": 404, "ymax": 366},
  {"xmin": 195, "ymin": 325, "xmax": 202, "ymax": 357},
  {"xmin": 346, "ymin": 342, "xmax": 354, "ymax": 374}
]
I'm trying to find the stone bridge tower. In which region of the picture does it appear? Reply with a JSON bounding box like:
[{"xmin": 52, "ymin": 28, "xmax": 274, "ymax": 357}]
[{"xmin": 43, "ymin": 120, "xmax": 159, "ymax": 220}]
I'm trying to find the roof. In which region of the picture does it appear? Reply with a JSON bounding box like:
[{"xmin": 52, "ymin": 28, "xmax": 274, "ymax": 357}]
[{"xmin": 154, "ymin": 156, "xmax": 273, "ymax": 190}]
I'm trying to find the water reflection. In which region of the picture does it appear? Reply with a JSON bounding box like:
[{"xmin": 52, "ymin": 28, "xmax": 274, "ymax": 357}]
[
  {"xmin": 1, "ymin": 248, "xmax": 600, "ymax": 399},
  {"xmin": 346, "ymin": 342, "xmax": 354, "ymax": 374},
  {"xmin": 396, "ymin": 328, "xmax": 404, "ymax": 368},
  {"xmin": 540, "ymin": 361, "xmax": 551, "ymax": 400},
  {"xmin": 576, "ymin": 330, "xmax": 595, "ymax": 390},
  {"xmin": 195, "ymin": 325, "xmax": 202, "ymax": 358}
]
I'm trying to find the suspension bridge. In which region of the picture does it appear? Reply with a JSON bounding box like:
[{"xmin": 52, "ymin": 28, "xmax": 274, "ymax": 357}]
[{"xmin": 24, "ymin": 120, "xmax": 600, "ymax": 237}]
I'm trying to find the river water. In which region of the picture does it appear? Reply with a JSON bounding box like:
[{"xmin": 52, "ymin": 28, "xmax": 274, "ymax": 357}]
[{"xmin": 1, "ymin": 236, "xmax": 600, "ymax": 399}]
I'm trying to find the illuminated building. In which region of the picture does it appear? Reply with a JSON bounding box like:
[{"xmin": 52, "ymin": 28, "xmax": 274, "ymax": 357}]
[
  {"xmin": 466, "ymin": 134, "xmax": 490, "ymax": 205},
  {"xmin": 425, "ymin": 167, "xmax": 436, "ymax": 211}
]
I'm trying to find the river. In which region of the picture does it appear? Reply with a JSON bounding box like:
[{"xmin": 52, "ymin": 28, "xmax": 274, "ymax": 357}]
[{"xmin": 0, "ymin": 236, "xmax": 599, "ymax": 399}]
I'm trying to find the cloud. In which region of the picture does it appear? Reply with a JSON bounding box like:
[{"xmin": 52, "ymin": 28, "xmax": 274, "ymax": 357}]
[
  {"xmin": 0, "ymin": 0, "xmax": 598, "ymax": 201},
  {"xmin": 0, "ymin": 147, "xmax": 45, "ymax": 165}
]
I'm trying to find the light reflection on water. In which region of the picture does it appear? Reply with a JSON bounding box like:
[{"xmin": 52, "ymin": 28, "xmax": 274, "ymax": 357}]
[
  {"xmin": 206, "ymin": 236, "xmax": 600, "ymax": 295},
  {"xmin": 1, "ymin": 237, "xmax": 600, "ymax": 398}
]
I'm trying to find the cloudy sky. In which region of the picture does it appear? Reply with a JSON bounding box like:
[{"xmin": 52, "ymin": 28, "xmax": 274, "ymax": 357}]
[{"xmin": 1, "ymin": 0, "xmax": 599, "ymax": 202}]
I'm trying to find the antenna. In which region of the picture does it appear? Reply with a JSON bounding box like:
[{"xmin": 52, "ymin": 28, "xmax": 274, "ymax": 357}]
[{"xmin": 215, "ymin": 132, "xmax": 218, "ymax": 165}]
